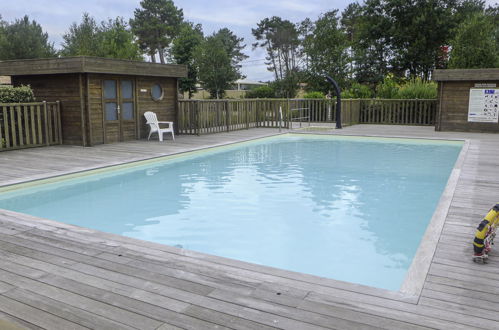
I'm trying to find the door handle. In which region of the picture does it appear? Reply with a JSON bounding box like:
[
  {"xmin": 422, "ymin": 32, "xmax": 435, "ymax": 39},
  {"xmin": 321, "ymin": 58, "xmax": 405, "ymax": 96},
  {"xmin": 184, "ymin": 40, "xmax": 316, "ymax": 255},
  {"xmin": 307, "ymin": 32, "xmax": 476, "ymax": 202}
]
[{"xmin": 117, "ymin": 105, "xmax": 121, "ymax": 114}]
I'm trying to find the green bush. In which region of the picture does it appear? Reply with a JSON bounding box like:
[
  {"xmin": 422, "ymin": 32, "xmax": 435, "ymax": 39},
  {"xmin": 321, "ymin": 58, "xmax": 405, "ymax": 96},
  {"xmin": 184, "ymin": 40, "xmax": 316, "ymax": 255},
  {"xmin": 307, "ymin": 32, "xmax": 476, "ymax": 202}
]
[
  {"xmin": 303, "ymin": 91, "xmax": 325, "ymax": 99},
  {"xmin": 397, "ymin": 78, "xmax": 437, "ymax": 99},
  {"xmin": 0, "ymin": 85, "xmax": 36, "ymax": 103},
  {"xmin": 341, "ymin": 83, "xmax": 373, "ymax": 99},
  {"xmin": 269, "ymin": 76, "xmax": 299, "ymax": 98},
  {"xmin": 376, "ymin": 75, "xmax": 400, "ymax": 99},
  {"xmin": 245, "ymin": 85, "xmax": 275, "ymax": 98}
]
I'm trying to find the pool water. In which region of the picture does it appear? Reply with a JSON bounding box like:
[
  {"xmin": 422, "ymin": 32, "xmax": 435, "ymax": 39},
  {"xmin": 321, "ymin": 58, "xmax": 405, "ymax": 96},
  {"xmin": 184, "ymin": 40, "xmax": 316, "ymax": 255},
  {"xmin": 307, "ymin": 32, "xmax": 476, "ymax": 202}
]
[{"xmin": 0, "ymin": 134, "xmax": 462, "ymax": 290}]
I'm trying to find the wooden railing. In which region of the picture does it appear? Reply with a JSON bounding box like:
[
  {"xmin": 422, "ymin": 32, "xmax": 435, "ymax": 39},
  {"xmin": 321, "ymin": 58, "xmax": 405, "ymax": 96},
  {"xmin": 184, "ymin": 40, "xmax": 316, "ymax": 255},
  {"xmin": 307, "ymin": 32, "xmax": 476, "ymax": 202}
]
[
  {"xmin": 360, "ymin": 99, "xmax": 437, "ymax": 125},
  {"xmin": 178, "ymin": 98, "xmax": 437, "ymax": 135},
  {"xmin": 0, "ymin": 101, "xmax": 61, "ymax": 151},
  {"xmin": 178, "ymin": 99, "xmax": 290, "ymax": 135}
]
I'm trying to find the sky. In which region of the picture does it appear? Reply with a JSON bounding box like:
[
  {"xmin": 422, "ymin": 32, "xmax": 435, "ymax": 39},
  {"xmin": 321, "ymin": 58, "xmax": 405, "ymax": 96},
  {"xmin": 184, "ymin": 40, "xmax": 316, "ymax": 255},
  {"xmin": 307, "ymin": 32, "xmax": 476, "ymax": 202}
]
[{"xmin": 1, "ymin": 0, "xmax": 498, "ymax": 82}]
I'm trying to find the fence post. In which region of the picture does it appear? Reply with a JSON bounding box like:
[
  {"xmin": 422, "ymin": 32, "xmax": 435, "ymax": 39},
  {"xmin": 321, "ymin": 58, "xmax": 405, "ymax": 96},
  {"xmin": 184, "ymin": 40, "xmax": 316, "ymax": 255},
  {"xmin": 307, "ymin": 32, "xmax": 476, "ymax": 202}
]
[
  {"xmin": 257, "ymin": 100, "xmax": 261, "ymax": 128},
  {"xmin": 0, "ymin": 105, "xmax": 3, "ymax": 149},
  {"xmin": 16, "ymin": 104, "xmax": 24, "ymax": 146},
  {"xmin": 42, "ymin": 101, "xmax": 49, "ymax": 146},
  {"xmin": 279, "ymin": 106, "xmax": 282, "ymax": 133},
  {"xmin": 195, "ymin": 100, "xmax": 200, "ymax": 136},
  {"xmin": 286, "ymin": 98, "xmax": 291, "ymax": 129},
  {"xmin": 246, "ymin": 101, "xmax": 249, "ymax": 129},
  {"xmin": 226, "ymin": 100, "xmax": 230, "ymax": 132},
  {"xmin": 56, "ymin": 101, "xmax": 62, "ymax": 144}
]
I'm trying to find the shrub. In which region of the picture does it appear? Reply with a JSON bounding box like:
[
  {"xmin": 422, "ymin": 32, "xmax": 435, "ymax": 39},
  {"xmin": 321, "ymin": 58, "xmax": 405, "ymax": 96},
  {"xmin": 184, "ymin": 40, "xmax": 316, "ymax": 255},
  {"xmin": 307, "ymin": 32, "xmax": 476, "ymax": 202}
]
[
  {"xmin": 245, "ymin": 85, "xmax": 275, "ymax": 98},
  {"xmin": 397, "ymin": 78, "xmax": 437, "ymax": 99},
  {"xmin": 269, "ymin": 75, "xmax": 299, "ymax": 98},
  {"xmin": 376, "ymin": 75, "xmax": 400, "ymax": 99},
  {"xmin": 0, "ymin": 85, "xmax": 36, "ymax": 103},
  {"xmin": 303, "ymin": 91, "xmax": 325, "ymax": 99},
  {"xmin": 341, "ymin": 83, "xmax": 373, "ymax": 99}
]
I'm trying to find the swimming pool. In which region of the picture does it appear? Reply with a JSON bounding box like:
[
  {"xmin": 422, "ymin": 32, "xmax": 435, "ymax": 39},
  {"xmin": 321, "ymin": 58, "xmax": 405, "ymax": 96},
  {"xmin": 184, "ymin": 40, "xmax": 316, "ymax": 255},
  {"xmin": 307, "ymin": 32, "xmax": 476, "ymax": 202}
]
[{"xmin": 0, "ymin": 134, "xmax": 463, "ymax": 291}]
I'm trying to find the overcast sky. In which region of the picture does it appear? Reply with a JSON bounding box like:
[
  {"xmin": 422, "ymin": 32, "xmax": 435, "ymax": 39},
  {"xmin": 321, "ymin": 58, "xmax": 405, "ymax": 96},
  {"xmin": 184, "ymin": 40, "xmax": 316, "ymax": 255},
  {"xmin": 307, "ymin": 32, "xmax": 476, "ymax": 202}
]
[{"xmin": 1, "ymin": 0, "xmax": 497, "ymax": 81}]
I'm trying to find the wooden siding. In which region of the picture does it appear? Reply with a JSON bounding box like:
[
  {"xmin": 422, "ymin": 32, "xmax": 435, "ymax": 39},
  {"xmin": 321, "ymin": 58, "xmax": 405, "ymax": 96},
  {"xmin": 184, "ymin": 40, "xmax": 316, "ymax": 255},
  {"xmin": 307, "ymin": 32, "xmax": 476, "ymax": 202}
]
[
  {"xmin": 0, "ymin": 57, "xmax": 187, "ymax": 78},
  {"xmin": 0, "ymin": 76, "xmax": 11, "ymax": 85},
  {"xmin": 137, "ymin": 76, "xmax": 177, "ymax": 139},
  {"xmin": 436, "ymin": 80, "xmax": 499, "ymax": 132},
  {"xmin": 12, "ymin": 75, "xmax": 83, "ymax": 145},
  {"xmin": 87, "ymin": 74, "xmax": 103, "ymax": 145},
  {"xmin": 434, "ymin": 68, "xmax": 499, "ymax": 81}
]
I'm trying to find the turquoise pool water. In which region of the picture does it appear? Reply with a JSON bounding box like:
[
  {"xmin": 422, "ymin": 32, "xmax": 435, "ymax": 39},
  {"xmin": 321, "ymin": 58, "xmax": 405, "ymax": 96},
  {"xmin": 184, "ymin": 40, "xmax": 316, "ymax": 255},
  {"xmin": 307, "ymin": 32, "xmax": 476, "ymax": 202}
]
[{"xmin": 0, "ymin": 134, "xmax": 462, "ymax": 290}]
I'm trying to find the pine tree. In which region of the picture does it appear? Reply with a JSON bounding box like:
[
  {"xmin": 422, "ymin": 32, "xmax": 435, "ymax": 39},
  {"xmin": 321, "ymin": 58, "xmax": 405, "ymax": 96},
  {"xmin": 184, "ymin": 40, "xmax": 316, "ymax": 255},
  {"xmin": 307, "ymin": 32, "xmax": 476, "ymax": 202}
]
[
  {"xmin": 130, "ymin": 0, "xmax": 183, "ymax": 63},
  {"xmin": 0, "ymin": 15, "xmax": 56, "ymax": 60}
]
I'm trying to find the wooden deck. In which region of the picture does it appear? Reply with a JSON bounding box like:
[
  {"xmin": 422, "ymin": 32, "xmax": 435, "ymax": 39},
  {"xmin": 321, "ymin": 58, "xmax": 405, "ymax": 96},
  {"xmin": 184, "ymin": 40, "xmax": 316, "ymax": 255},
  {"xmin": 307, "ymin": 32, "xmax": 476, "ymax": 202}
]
[{"xmin": 0, "ymin": 126, "xmax": 498, "ymax": 329}]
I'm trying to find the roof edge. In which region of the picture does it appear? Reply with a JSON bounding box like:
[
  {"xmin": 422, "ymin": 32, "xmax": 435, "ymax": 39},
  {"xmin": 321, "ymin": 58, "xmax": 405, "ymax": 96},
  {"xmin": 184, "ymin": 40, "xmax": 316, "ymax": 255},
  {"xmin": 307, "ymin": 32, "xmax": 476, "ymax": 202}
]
[
  {"xmin": 433, "ymin": 68, "xmax": 499, "ymax": 81},
  {"xmin": 0, "ymin": 56, "xmax": 187, "ymax": 78}
]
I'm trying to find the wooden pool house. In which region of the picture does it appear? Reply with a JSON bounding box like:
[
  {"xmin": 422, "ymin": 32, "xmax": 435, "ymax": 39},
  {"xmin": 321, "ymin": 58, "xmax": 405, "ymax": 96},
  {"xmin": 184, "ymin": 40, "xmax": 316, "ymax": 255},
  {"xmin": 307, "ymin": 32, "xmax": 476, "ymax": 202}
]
[
  {"xmin": 434, "ymin": 68, "xmax": 499, "ymax": 133},
  {"xmin": 0, "ymin": 57, "xmax": 187, "ymax": 146}
]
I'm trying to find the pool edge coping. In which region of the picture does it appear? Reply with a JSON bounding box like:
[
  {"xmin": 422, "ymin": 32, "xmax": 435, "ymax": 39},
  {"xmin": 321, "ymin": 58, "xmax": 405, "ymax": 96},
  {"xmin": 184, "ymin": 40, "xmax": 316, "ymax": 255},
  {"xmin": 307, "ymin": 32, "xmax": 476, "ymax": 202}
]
[
  {"xmin": 0, "ymin": 132, "xmax": 288, "ymax": 192},
  {"xmin": 399, "ymin": 138, "xmax": 469, "ymax": 297}
]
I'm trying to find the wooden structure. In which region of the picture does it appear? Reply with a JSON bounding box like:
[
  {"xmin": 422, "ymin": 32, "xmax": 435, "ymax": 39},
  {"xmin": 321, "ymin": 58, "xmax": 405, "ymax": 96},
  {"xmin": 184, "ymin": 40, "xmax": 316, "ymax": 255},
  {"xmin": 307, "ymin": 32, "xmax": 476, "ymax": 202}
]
[
  {"xmin": 434, "ymin": 68, "xmax": 499, "ymax": 132},
  {"xmin": 0, "ymin": 102, "xmax": 61, "ymax": 151},
  {"xmin": 0, "ymin": 76, "xmax": 11, "ymax": 85},
  {"xmin": 0, "ymin": 57, "xmax": 187, "ymax": 146},
  {"xmin": 178, "ymin": 99, "xmax": 435, "ymax": 135}
]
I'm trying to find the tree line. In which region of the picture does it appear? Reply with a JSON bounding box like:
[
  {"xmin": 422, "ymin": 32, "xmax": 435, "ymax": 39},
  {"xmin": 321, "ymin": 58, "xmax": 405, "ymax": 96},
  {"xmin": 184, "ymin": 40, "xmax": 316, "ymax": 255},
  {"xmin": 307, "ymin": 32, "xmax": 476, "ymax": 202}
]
[{"xmin": 0, "ymin": 0, "xmax": 498, "ymax": 99}]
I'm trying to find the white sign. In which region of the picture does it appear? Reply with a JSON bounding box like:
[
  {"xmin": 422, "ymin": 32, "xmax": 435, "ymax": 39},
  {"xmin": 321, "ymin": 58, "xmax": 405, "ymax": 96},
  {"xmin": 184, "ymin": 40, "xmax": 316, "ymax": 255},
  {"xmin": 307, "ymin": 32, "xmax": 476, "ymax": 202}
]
[{"xmin": 468, "ymin": 89, "xmax": 499, "ymax": 123}]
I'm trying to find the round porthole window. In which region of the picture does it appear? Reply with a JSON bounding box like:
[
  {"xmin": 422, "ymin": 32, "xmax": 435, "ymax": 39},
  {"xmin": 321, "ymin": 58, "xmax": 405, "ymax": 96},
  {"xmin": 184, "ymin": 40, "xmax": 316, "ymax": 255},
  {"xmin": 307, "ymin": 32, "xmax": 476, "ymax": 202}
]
[{"xmin": 151, "ymin": 84, "xmax": 164, "ymax": 101}]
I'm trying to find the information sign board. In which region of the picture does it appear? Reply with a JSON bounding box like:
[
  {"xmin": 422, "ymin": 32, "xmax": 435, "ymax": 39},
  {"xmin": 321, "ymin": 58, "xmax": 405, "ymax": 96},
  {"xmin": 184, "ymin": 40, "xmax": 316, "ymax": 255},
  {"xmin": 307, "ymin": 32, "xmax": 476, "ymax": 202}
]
[{"xmin": 468, "ymin": 89, "xmax": 499, "ymax": 123}]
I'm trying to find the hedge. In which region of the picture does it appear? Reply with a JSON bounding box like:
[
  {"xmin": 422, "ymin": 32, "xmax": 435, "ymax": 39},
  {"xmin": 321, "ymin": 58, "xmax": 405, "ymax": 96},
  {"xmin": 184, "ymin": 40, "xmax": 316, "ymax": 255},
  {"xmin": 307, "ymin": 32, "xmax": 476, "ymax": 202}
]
[{"xmin": 0, "ymin": 85, "xmax": 36, "ymax": 103}]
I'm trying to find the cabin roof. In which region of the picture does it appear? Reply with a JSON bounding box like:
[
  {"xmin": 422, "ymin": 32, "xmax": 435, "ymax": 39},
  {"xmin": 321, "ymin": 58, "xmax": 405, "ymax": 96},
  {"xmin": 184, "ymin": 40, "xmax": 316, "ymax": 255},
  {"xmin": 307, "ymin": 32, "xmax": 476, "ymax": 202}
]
[
  {"xmin": 0, "ymin": 56, "xmax": 187, "ymax": 78},
  {"xmin": 433, "ymin": 68, "xmax": 499, "ymax": 81}
]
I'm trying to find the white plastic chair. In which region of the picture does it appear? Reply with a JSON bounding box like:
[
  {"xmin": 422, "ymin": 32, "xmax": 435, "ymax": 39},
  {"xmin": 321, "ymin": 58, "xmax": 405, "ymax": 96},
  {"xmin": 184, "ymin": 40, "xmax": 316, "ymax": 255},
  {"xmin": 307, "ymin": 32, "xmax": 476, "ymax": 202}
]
[{"xmin": 144, "ymin": 111, "xmax": 175, "ymax": 141}]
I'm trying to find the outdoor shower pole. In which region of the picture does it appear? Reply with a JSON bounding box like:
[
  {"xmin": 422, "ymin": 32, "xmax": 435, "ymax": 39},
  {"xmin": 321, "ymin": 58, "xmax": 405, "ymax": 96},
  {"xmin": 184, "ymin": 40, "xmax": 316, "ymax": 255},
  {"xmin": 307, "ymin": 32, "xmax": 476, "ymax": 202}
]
[{"xmin": 326, "ymin": 75, "xmax": 342, "ymax": 129}]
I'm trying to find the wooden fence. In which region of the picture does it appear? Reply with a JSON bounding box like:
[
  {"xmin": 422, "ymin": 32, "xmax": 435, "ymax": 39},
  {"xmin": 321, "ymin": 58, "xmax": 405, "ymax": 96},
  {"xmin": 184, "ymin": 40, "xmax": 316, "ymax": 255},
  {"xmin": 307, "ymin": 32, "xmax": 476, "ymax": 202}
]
[
  {"xmin": 360, "ymin": 99, "xmax": 436, "ymax": 125},
  {"xmin": 178, "ymin": 98, "xmax": 436, "ymax": 135},
  {"xmin": 178, "ymin": 99, "xmax": 289, "ymax": 135},
  {"xmin": 0, "ymin": 101, "xmax": 61, "ymax": 151}
]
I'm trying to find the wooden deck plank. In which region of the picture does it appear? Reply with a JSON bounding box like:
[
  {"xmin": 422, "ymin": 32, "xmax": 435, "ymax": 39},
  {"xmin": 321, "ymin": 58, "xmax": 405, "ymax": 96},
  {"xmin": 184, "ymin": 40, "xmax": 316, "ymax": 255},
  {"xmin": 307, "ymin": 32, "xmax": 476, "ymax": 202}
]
[
  {"xmin": 0, "ymin": 311, "xmax": 42, "ymax": 330},
  {"xmin": 0, "ymin": 295, "xmax": 88, "ymax": 330},
  {"xmin": 0, "ymin": 235, "xmax": 338, "ymax": 329},
  {"xmin": 208, "ymin": 288, "xmax": 400, "ymax": 330},
  {"xmin": 0, "ymin": 231, "xmax": 257, "ymax": 300},
  {"xmin": 419, "ymin": 296, "xmax": 499, "ymax": 323},
  {"xmin": 38, "ymin": 275, "xmax": 225, "ymax": 330},
  {"xmin": 424, "ymin": 281, "xmax": 499, "ymax": 305},
  {"xmin": 302, "ymin": 293, "xmax": 471, "ymax": 330},
  {"xmin": 13, "ymin": 229, "xmax": 257, "ymax": 296},
  {"xmin": 0, "ymin": 126, "xmax": 499, "ymax": 329},
  {"xmin": 182, "ymin": 305, "xmax": 276, "ymax": 330},
  {"xmin": 421, "ymin": 288, "xmax": 499, "ymax": 314},
  {"xmin": 0, "ymin": 269, "xmax": 165, "ymax": 330},
  {"xmin": 3, "ymin": 288, "xmax": 137, "ymax": 330}
]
